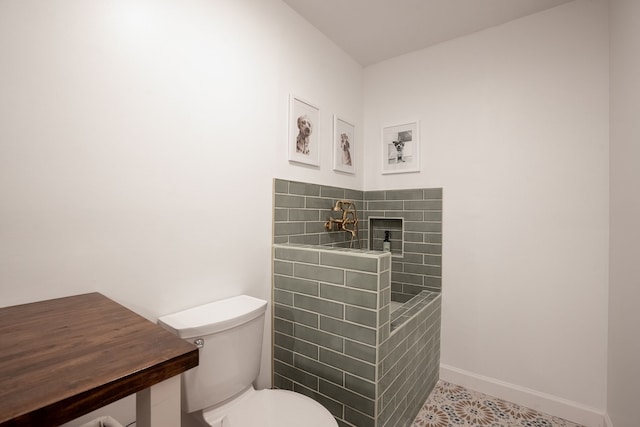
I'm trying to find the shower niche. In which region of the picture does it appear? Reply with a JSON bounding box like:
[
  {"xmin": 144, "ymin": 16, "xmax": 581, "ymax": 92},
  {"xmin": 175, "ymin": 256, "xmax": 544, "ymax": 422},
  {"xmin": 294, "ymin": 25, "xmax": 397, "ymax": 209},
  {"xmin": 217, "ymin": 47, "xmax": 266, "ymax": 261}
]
[{"xmin": 369, "ymin": 217, "xmax": 403, "ymax": 258}]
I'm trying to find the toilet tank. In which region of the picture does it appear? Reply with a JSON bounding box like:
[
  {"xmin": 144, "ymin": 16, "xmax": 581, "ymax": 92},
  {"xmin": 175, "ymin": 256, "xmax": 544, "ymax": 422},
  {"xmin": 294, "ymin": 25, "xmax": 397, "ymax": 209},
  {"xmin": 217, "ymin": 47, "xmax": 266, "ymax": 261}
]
[{"xmin": 158, "ymin": 295, "xmax": 268, "ymax": 413}]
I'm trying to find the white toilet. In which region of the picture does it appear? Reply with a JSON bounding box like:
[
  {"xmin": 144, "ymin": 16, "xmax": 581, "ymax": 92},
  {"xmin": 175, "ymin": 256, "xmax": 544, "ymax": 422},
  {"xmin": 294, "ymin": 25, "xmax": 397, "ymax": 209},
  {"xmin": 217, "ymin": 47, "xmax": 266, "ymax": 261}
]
[{"xmin": 158, "ymin": 295, "xmax": 338, "ymax": 427}]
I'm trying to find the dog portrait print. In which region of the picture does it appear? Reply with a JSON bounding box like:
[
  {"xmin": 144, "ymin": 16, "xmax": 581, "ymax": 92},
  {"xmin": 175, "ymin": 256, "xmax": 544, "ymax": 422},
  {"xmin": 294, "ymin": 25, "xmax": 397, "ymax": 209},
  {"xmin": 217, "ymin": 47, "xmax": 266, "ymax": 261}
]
[
  {"xmin": 289, "ymin": 96, "xmax": 320, "ymax": 166},
  {"xmin": 389, "ymin": 130, "xmax": 412, "ymax": 164},
  {"xmin": 392, "ymin": 140, "xmax": 405, "ymax": 163},
  {"xmin": 340, "ymin": 132, "xmax": 352, "ymax": 166},
  {"xmin": 296, "ymin": 115, "xmax": 312, "ymax": 155},
  {"xmin": 382, "ymin": 122, "xmax": 419, "ymax": 174},
  {"xmin": 333, "ymin": 116, "xmax": 355, "ymax": 173}
]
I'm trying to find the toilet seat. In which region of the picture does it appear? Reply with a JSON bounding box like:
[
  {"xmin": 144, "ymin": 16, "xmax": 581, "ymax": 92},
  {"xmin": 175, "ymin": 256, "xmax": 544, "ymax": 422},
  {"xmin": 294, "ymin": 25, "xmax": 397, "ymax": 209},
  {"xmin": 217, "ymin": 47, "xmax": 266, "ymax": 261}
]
[{"xmin": 200, "ymin": 387, "xmax": 338, "ymax": 427}]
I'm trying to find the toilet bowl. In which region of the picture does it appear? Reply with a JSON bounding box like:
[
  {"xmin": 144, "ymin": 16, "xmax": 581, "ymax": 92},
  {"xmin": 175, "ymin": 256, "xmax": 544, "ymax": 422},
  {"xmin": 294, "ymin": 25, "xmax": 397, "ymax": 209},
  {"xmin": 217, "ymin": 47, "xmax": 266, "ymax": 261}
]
[
  {"xmin": 158, "ymin": 295, "xmax": 338, "ymax": 427},
  {"xmin": 193, "ymin": 387, "xmax": 336, "ymax": 427}
]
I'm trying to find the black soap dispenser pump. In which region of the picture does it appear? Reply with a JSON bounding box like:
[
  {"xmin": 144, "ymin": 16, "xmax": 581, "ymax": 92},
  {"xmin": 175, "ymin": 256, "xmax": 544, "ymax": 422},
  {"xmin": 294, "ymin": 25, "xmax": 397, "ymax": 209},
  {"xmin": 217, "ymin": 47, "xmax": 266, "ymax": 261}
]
[{"xmin": 383, "ymin": 231, "xmax": 391, "ymax": 252}]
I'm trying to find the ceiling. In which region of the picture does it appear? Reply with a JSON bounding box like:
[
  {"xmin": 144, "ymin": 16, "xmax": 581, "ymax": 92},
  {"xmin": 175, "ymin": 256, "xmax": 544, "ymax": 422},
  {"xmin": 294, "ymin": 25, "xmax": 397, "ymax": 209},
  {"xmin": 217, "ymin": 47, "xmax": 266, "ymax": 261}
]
[{"xmin": 281, "ymin": 0, "xmax": 575, "ymax": 66}]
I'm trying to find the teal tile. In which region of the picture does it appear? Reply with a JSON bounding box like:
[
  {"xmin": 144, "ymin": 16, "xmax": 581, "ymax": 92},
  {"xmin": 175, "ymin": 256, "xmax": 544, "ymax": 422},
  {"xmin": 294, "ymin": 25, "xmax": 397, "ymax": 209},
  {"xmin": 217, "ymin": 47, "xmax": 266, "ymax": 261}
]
[
  {"xmin": 320, "ymin": 186, "xmax": 345, "ymax": 198},
  {"xmin": 345, "ymin": 373, "xmax": 376, "ymax": 399},
  {"xmin": 320, "ymin": 252, "xmax": 378, "ymax": 273},
  {"xmin": 290, "ymin": 181, "xmax": 321, "ymax": 197},
  {"xmin": 345, "ymin": 407, "xmax": 375, "ymax": 427},
  {"xmin": 345, "ymin": 305, "xmax": 377, "ymax": 328},
  {"xmin": 344, "ymin": 340, "xmax": 376, "ymax": 364},
  {"xmin": 290, "ymin": 234, "xmax": 320, "ymax": 245},
  {"xmin": 424, "ymin": 276, "xmax": 441, "ymax": 289},
  {"xmin": 367, "ymin": 201, "xmax": 404, "ymax": 211},
  {"xmin": 320, "ymin": 284, "xmax": 377, "ymax": 309},
  {"xmin": 384, "ymin": 211, "xmax": 423, "ymax": 221},
  {"xmin": 404, "ymin": 264, "xmax": 441, "ymax": 276},
  {"xmin": 274, "ymin": 304, "xmax": 319, "ymax": 328},
  {"xmin": 319, "ymin": 348, "xmax": 375, "ymax": 381},
  {"xmin": 274, "ymin": 360, "xmax": 318, "ymax": 390},
  {"xmin": 306, "ymin": 196, "xmax": 333, "ymax": 209},
  {"xmin": 275, "ymin": 194, "xmax": 305, "ymax": 208},
  {"xmin": 273, "ymin": 260, "xmax": 294, "ymax": 276},
  {"xmin": 295, "ymin": 354, "xmax": 343, "ymax": 386},
  {"xmin": 275, "ymin": 332, "xmax": 319, "ymax": 359},
  {"xmin": 273, "ymin": 344, "xmax": 293, "ymax": 364},
  {"xmin": 398, "ymin": 252, "xmax": 422, "ymax": 264},
  {"xmin": 294, "ymin": 294, "xmax": 344, "ymax": 319},
  {"xmin": 404, "ymin": 200, "xmax": 441, "ymax": 211},
  {"xmin": 320, "ymin": 316, "xmax": 376, "ymax": 346},
  {"xmin": 274, "ymin": 289, "xmax": 294, "ymax": 305},
  {"xmin": 289, "ymin": 209, "xmax": 320, "ymax": 221},
  {"xmin": 345, "ymin": 189, "xmax": 364, "ymax": 201},
  {"xmin": 424, "ymin": 233, "xmax": 442, "ymax": 243},
  {"xmin": 385, "ymin": 189, "xmax": 423, "ymax": 200},
  {"xmin": 274, "ymin": 222, "xmax": 305, "ymax": 236},
  {"xmin": 345, "ymin": 271, "xmax": 378, "ymax": 291},
  {"xmin": 274, "ymin": 317, "xmax": 293, "ymax": 335},
  {"xmin": 305, "ymin": 221, "xmax": 327, "ymax": 233},
  {"xmin": 319, "ymin": 380, "xmax": 375, "ymax": 417},
  {"xmin": 404, "ymin": 232, "xmax": 424, "ymax": 243},
  {"xmin": 403, "ymin": 242, "xmax": 442, "ymax": 255},
  {"xmin": 274, "ymin": 179, "xmax": 289, "ymax": 194},
  {"xmin": 364, "ymin": 191, "xmax": 385, "ymax": 200},
  {"xmin": 274, "ymin": 208, "xmax": 289, "ymax": 221},
  {"xmin": 274, "ymin": 236, "xmax": 288, "ymax": 244},
  {"xmin": 378, "ymin": 305, "xmax": 390, "ymax": 327},
  {"xmin": 404, "ymin": 221, "xmax": 442, "ymax": 232},
  {"xmin": 423, "ymin": 188, "xmax": 443, "ymax": 199},
  {"xmin": 294, "ymin": 324, "xmax": 344, "ymax": 352},
  {"xmin": 275, "ymin": 247, "xmax": 319, "ymax": 264},
  {"xmin": 380, "ymin": 270, "xmax": 391, "ymax": 289},
  {"xmin": 295, "ymin": 263, "xmax": 344, "ymax": 285},
  {"xmin": 274, "ymin": 275, "xmax": 319, "ymax": 296},
  {"xmin": 424, "ymin": 211, "xmax": 442, "ymax": 221}
]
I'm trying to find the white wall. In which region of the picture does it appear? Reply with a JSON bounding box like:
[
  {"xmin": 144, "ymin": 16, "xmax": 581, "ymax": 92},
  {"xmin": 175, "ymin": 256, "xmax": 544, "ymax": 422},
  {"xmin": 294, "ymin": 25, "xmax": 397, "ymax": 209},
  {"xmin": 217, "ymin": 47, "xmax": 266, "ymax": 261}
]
[
  {"xmin": 608, "ymin": 1, "xmax": 640, "ymax": 426},
  {"xmin": 0, "ymin": 0, "xmax": 362, "ymax": 424},
  {"xmin": 363, "ymin": 1, "xmax": 609, "ymax": 424},
  {"xmin": 1, "ymin": 0, "xmax": 623, "ymax": 426}
]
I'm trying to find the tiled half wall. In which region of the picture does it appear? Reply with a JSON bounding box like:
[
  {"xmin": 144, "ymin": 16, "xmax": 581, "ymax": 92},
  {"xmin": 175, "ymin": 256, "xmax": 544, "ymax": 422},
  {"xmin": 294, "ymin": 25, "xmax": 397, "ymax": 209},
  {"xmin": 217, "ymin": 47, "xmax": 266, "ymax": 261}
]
[{"xmin": 272, "ymin": 244, "xmax": 441, "ymax": 426}]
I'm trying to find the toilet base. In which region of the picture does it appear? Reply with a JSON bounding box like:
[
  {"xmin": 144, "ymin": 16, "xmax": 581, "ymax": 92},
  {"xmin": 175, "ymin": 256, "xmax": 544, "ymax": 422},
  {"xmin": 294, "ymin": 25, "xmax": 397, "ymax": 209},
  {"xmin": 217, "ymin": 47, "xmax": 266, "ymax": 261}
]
[{"xmin": 185, "ymin": 386, "xmax": 337, "ymax": 427}]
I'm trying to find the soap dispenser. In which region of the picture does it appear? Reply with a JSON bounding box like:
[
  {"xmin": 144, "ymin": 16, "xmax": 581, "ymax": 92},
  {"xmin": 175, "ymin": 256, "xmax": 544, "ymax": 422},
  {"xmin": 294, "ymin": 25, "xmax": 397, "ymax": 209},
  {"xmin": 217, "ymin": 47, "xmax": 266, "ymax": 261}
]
[{"xmin": 383, "ymin": 231, "xmax": 391, "ymax": 252}]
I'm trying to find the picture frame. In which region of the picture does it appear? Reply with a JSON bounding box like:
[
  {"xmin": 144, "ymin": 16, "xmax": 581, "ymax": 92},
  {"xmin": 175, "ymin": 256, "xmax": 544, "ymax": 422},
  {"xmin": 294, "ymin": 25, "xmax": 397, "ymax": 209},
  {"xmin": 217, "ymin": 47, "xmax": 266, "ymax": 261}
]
[
  {"xmin": 288, "ymin": 95, "xmax": 320, "ymax": 166},
  {"xmin": 333, "ymin": 115, "xmax": 355, "ymax": 174},
  {"xmin": 382, "ymin": 120, "xmax": 420, "ymax": 174}
]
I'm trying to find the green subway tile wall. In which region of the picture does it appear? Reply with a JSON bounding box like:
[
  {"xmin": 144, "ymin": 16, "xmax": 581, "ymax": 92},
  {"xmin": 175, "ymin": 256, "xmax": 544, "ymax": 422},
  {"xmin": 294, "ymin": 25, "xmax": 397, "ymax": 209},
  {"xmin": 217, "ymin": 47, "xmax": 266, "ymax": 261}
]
[
  {"xmin": 273, "ymin": 243, "xmax": 441, "ymax": 426},
  {"xmin": 273, "ymin": 179, "xmax": 443, "ymax": 300}
]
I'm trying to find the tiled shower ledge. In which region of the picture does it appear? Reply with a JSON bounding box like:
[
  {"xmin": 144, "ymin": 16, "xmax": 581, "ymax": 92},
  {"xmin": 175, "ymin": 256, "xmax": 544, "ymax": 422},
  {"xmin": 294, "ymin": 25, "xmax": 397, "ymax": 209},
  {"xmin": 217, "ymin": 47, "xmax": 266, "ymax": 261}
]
[
  {"xmin": 275, "ymin": 242, "xmax": 384, "ymax": 256},
  {"xmin": 390, "ymin": 290, "xmax": 440, "ymax": 332}
]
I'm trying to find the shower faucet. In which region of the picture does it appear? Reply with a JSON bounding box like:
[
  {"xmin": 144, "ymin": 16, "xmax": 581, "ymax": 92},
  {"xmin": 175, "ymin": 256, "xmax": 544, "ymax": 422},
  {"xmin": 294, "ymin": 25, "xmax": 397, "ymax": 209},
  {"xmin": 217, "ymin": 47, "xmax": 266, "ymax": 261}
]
[{"xmin": 325, "ymin": 199, "xmax": 360, "ymax": 248}]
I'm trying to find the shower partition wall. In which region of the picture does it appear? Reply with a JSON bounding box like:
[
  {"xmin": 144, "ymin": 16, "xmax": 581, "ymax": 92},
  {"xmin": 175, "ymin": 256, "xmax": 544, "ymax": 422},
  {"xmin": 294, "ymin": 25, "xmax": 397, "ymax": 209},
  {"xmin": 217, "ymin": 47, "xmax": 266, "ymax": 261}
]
[{"xmin": 272, "ymin": 244, "xmax": 441, "ymax": 426}]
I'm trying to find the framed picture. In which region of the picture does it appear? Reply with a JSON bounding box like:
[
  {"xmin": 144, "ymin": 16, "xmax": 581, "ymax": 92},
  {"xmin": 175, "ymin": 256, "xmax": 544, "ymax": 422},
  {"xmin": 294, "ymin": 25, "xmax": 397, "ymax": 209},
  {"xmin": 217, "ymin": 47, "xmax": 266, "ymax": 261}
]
[
  {"xmin": 382, "ymin": 120, "xmax": 420, "ymax": 174},
  {"xmin": 288, "ymin": 95, "xmax": 320, "ymax": 166},
  {"xmin": 333, "ymin": 115, "xmax": 355, "ymax": 174}
]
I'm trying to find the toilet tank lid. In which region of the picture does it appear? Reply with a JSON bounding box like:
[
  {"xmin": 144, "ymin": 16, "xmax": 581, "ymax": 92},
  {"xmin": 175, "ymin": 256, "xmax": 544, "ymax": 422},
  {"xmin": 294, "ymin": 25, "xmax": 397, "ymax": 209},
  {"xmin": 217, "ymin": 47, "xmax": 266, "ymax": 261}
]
[{"xmin": 157, "ymin": 295, "xmax": 267, "ymax": 338}]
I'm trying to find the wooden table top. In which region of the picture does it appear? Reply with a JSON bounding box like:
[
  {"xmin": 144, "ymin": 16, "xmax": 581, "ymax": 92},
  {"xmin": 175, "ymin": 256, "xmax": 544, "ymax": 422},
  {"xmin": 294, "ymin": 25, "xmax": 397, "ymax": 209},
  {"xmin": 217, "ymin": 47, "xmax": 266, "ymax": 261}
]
[{"xmin": 0, "ymin": 292, "xmax": 198, "ymax": 426}]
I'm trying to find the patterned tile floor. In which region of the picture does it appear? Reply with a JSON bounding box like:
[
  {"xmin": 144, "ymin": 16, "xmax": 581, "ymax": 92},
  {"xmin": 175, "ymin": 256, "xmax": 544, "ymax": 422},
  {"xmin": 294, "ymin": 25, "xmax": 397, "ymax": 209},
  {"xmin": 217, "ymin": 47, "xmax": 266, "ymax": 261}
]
[{"xmin": 412, "ymin": 381, "xmax": 585, "ymax": 427}]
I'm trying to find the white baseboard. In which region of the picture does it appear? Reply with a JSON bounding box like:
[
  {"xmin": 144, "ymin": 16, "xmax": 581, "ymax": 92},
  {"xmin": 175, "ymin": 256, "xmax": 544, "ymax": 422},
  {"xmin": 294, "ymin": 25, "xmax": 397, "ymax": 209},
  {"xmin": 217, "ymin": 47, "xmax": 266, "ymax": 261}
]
[{"xmin": 440, "ymin": 364, "xmax": 607, "ymax": 427}]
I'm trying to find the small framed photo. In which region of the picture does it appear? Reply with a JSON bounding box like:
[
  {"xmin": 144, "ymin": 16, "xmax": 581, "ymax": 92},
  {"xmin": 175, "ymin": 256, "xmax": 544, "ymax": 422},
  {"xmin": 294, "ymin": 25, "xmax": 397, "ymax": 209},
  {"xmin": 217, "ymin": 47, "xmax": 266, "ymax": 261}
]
[
  {"xmin": 382, "ymin": 120, "xmax": 420, "ymax": 174},
  {"xmin": 333, "ymin": 115, "xmax": 355, "ymax": 174},
  {"xmin": 288, "ymin": 95, "xmax": 320, "ymax": 166}
]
